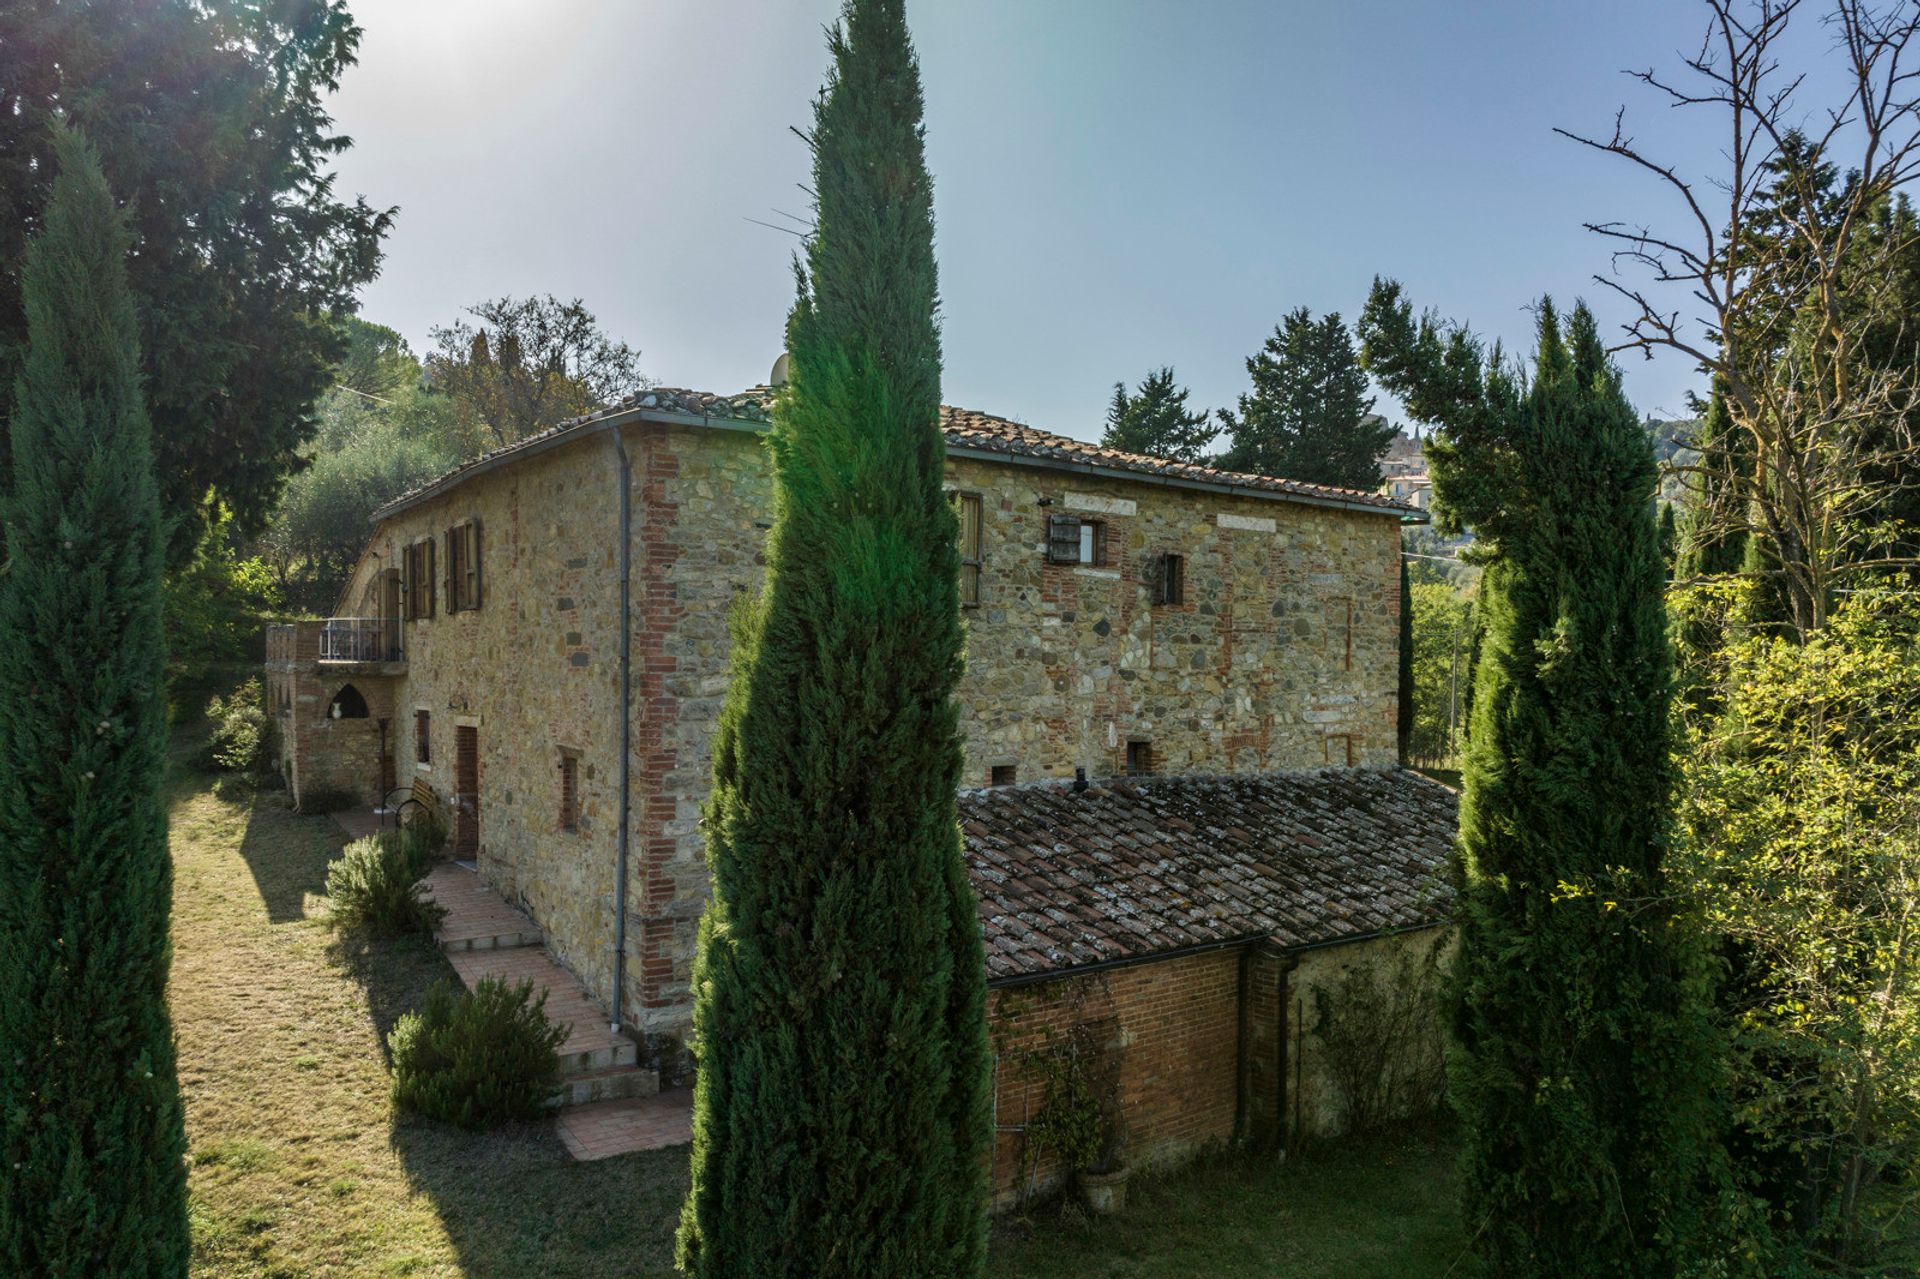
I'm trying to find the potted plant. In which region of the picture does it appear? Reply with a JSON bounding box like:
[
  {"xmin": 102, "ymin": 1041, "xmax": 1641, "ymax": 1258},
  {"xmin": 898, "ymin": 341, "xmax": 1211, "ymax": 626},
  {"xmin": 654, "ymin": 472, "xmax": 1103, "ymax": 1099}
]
[
  {"xmin": 1023, "ymin": 1020, "xmax": 1130, "ymax": 1214},
  {"xmin": 1075, "ymin": 1103, "xmax": 1131, "ymax": 1216}
]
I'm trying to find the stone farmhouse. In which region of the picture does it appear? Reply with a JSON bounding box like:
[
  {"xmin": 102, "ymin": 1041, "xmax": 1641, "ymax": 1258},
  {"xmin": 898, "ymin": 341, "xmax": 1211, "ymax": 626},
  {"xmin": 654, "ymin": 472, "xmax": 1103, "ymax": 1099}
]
[{"xmin": 268, "ymin": 383, "xmax": 1458, "ymax": 1201}]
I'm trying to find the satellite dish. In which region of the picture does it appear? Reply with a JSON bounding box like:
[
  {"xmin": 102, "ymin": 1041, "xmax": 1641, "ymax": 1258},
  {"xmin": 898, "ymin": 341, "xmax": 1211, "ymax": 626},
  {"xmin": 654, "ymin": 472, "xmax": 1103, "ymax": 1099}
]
[{"xmin": 770, "ymin": 352, "xmax": 791, "ymax": 387}]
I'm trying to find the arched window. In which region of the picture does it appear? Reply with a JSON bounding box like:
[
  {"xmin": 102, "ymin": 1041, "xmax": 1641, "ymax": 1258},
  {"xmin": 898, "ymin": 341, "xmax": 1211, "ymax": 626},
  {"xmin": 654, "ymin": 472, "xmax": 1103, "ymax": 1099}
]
[{"xmin": 328, "ymin": 684, "xmax": 370, "ymax": 720}]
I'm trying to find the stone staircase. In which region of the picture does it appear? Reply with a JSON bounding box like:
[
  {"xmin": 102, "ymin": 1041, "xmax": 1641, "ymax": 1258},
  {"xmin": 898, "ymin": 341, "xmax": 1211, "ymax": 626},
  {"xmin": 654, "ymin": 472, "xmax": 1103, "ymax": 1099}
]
[{"xmin": 423, "ymin": 863, "xmax": 658, "ymax": 1110}]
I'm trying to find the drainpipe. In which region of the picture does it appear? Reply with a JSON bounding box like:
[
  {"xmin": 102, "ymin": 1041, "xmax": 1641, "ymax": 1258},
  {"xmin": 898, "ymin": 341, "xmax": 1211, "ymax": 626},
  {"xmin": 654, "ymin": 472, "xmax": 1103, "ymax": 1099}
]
[
  {"xmin": 609, "ymin": 424, "xmax": 633, "ymax": 1034},
  {"xmin": 1274, "ymin": 945, "xmax": 1300, "ymax": 1161}
]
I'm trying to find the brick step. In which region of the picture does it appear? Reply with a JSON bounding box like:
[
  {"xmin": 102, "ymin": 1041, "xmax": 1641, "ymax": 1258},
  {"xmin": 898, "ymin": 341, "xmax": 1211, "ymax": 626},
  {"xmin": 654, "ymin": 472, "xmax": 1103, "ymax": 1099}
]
[
  {"xmin": 549, "ymin": 1063, "xmax": 660, "ymax": 1110},
  {"xmin": 558, "ymin": 1036, "xmax": 640, "ymax": 1075},
  {"xmin": 437, "ymin": 926, "xmax": 543, "ymax": 953}
]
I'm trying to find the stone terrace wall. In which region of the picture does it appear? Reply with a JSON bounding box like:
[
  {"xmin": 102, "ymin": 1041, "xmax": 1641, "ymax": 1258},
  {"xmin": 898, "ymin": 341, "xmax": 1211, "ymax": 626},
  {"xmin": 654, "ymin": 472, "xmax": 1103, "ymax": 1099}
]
[{"xmin": 265, "ymin": 622, "xmax": 398, "ymax": 809}]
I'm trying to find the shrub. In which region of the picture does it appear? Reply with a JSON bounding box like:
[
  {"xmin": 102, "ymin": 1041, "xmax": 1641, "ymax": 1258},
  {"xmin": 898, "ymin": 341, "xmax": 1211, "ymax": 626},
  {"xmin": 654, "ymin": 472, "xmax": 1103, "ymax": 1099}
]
[
  {"xmin": 388, "ymin": 977, "xmax": 565, "ymax": 1129},
  {"xmin": 205, "ymin": 678, "xmax": 270, "ymax": 774},
  {"xmin": 1311, "ymin": 942, "xmax": 1449, "ymax": 1138},
  {"xmin": 403, "ymin": 802, "xmax": 450, "ymax": 859},
  {"xmin": 1019, "ymin": 1016, "xmax": 1126, "ymax": 1189},
  {"xmin": 324, "ymin": 832, "xmax": 444, "ymax": 936}
]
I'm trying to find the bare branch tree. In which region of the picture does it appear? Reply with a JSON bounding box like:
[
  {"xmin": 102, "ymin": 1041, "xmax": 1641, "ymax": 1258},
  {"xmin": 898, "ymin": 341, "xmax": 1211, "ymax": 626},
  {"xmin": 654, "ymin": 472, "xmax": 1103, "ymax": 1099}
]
[{"xmin": 1563, "ymin": 0, "xmax": 1920, "ymax": 637}]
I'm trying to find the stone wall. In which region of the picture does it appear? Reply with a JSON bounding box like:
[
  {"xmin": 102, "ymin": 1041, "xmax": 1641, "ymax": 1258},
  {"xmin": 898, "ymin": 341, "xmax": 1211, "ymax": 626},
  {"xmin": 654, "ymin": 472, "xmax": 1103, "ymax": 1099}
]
[
  {"xmin": 984, "ymin": 927, "xmax": 1450, "ymax": 1207},
  {"xmin": 629, "ymin": 424, "xmax": 1404, "ymax": 1037},
  {"xmin": 333, "ymin": 436, "xmax": 629, "ymax": 1026},
  {"xmin": 265, "ymin": 622, "xmax": 399, "ymax": 810},
  {"xmin": 1285, "ymin": 925, "xmax": 1452, "ymax": 1143},
  {"xmin": 299, "ymin": 413, "xmax": 1408, "ymax": 1059}
]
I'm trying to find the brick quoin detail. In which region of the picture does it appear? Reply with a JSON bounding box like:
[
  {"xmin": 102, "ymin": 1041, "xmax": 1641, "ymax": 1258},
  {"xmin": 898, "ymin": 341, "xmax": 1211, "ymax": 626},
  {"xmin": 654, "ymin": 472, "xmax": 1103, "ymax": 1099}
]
[{"xmin": 633, "ymin": 431, "xmax": 683, "ymax": 1012}]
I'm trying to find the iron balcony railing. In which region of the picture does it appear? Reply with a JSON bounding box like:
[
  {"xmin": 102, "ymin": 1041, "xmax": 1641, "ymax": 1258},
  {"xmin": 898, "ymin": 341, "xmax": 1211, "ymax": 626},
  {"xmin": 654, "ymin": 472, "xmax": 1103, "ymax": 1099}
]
[{"xmin": 318, "ymin": 617, "xmax": 403, "ymax": 664}]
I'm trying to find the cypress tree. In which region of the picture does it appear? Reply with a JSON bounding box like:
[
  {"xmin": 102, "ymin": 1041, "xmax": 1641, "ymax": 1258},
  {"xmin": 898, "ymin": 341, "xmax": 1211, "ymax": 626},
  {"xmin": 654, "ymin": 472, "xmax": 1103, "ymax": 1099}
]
[
  {"xmin": 1363, "ymin": 281, "xmax": 1720, "ymax": 1276},
  {"xmin": 676, "ymin": 2, "xmax": 991, "ymax": 1274},
  {"xmin": 0, "ymin": 129, "xmax": 187, "ymax": 1277}
]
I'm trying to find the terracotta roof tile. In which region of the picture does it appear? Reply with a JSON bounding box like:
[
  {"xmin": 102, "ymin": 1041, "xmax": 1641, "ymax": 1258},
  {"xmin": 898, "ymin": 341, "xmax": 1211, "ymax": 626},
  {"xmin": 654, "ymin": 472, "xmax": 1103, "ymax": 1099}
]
[
  {"xmin": 960, "ymin": 769, "xmax": 1457, "ymax": 983},
  {"xmin": 373, "ymin": 385, "xmax": 1417, "ymax": 521}
]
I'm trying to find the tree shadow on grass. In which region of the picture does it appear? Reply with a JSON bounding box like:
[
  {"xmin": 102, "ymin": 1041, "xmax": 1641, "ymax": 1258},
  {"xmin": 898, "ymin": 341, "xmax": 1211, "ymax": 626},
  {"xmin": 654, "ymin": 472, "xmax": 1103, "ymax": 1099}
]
[{"xmin": 233, "ymin": 782, "xmax": 341, "ymax": 924}]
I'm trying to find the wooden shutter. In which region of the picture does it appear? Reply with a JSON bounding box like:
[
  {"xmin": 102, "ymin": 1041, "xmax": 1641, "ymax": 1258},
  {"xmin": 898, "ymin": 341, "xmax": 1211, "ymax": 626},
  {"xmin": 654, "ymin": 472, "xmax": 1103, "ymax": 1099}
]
[
  {"xmin": 1047, "ymin": 514, "xmax": 1081, "ymax": 564},
  {"xmin": 466, "ymin": 519, "xmax": 483, "ymax": 611},
  {"xmin": 955, "ymin": 494, "xmax": 982, "ymax": 605},
  {"xmin": 444, "ymin": 528, "xmax": 459, "ymax": 612}
]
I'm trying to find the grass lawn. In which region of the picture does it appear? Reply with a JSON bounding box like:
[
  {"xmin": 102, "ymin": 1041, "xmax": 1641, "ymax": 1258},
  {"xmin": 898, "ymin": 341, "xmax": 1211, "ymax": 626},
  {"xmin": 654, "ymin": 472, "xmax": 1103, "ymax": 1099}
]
[
  {"xmin": 170, "ymin": 747, "xmax": 1472, "ymax": 1277},
  {"xmin": 172, "ymin": 763, "xmax": 688, "ymax": 1278},
  {"xmin": 991, "ymin": 1136, "xmax": 1476, "ymax": 1279}
]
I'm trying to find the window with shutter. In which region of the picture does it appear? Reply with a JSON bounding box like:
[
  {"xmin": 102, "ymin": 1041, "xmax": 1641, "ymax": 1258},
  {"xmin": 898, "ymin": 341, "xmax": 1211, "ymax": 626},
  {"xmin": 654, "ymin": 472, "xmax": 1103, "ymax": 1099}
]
[
  {"xmin": 405, "ymin": 540, "xmax": 437, "ymax": 620},
  {"xmin": 445, "ymin": 526, "xmax": 464, "ymax": 612},
  {"xmin": 1154, "ymin": 553, "xmax": 1185, "ymax": 606},
  {"xmin": 446, "ymin": 521, "xmax": 484, "ymax": 612},
  {"xmin": 1126, "ymin": 739, "xmax": 1153, "ymax": 775},
  {"xmin": 465, "ymin": 520, "xmax": 482, "ymax": 611},
  {"xmin": 1047, "ymin": 514, "xmax": 1106, "ymax": 565}
]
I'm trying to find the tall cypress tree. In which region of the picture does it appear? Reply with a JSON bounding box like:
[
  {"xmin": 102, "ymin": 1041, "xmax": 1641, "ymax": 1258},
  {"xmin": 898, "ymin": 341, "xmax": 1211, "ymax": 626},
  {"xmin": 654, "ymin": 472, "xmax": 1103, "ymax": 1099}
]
[
  {"xmin": 676, "ymin": 2, "xmax": 991, "ymax": 1273},
  {"xmin": 1362, "ymin": 281, "xmax": 1720, "ymax": 1276},
  {"xmin": 0, "ymin": 129, "xmax": 187, "ymax": 1277}
]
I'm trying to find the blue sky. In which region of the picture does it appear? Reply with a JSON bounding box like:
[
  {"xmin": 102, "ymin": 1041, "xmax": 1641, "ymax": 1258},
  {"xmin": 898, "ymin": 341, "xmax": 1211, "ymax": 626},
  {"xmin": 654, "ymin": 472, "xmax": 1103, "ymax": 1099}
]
[{"xmin": 330, "ymin": 0, "xmax": 1759, "ymax": 441}]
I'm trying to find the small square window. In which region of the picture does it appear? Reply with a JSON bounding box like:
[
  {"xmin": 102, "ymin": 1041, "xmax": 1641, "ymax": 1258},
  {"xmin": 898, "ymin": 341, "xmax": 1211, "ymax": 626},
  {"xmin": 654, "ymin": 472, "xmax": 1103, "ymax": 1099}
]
[
  {"xmin": 990, "ymin": 764, "xmax": 1017, "ymax": 787},
  {"xmin": 1126, "ymin": 740, "xmax": 1153, "ymax": 776}
]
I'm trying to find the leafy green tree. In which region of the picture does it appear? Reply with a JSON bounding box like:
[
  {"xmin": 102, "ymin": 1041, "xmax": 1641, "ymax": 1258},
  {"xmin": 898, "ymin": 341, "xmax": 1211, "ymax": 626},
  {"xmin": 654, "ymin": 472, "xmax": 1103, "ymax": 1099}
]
[
  {"xmin": 1219, "ymin": 307, "xmax": 1393, "ymax": 489},
  {"xmin": 1397, "ymin": 555, "xmax": 1415, "ymax": 763},
  {"xmin": 1677, "ymin": 586, "xmax": 1920, "ymax": 1269},
  {"xmin": 1363, "ymin": 280, "xmax": 1726, "ymax": 1276},
  {"xmin": 261, "ymin": 326, "xmax": 463, "ymax": 606},
  {"xmin": 165, "ymin": 507, "xmax": 284, "ymax": 687},
  {"xmin": 1101, "ymin": 366, "xmax": 1213, "ymax": 462},
  {"xmin": 1406, "ymin": 577, "xmax": 1474, "ymax": 766},
  {"xmin": 0, "ymin": 129, "xmax": 187, "ymax": 1278},
  {"xmin": 0, "ymin": 0, "xmax": 392, "ymax": 556},
  {"xmin": 676, "ymin": 1, "xmax": 991, "ymax": 1274},
  {"xmin": 426, "ymin": 295, "xmax": 647, "ymax": 451}
]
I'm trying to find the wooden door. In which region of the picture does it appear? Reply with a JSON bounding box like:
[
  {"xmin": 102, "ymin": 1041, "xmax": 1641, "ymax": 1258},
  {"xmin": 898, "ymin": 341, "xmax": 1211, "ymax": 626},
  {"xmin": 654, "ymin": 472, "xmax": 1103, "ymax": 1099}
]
[{"xmin": 453, "ymin": 725, "xmax": 479, "ymax": 859}]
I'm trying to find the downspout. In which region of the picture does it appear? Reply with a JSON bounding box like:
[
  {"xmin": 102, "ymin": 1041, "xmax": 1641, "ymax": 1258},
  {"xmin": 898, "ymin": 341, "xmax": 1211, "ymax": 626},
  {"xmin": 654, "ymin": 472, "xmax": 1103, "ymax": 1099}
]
[
  {"xmin": 609, "ymin": 423, "xmax": 633, "ymax": 1034},
  {"xmin": 1275, "ymin": 946, "xmax": 1300, "ymax": 1161}
]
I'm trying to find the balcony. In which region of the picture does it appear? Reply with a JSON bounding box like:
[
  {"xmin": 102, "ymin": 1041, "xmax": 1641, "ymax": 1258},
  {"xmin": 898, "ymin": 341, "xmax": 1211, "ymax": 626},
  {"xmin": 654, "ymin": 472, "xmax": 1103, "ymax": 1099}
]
[{"xmin": 319, "ymin": 617, "xmax": 404, "ymax": 665}]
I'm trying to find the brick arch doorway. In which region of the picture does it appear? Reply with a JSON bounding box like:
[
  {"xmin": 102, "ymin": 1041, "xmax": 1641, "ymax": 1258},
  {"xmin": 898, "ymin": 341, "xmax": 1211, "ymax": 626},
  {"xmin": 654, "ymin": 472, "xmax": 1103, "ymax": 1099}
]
[{"xmin": 453, "ymin": 724, "xmax": 480, "ymax": 860}]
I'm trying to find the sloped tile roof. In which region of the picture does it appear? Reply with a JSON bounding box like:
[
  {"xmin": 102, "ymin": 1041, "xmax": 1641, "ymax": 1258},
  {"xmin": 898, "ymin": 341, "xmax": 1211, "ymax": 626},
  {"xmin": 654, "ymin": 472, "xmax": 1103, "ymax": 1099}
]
[
  {"xmin": 372, "ymin": 385, "xmax": 1417, "ymax": 521},
  {"xmin": 961, "ymin": 769, "xmax": 1458, "ymax": 982}
]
